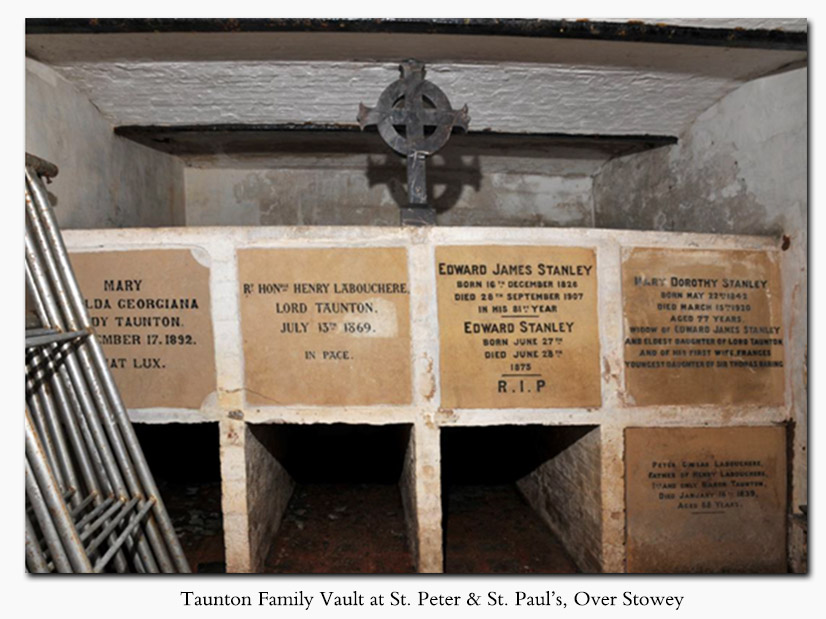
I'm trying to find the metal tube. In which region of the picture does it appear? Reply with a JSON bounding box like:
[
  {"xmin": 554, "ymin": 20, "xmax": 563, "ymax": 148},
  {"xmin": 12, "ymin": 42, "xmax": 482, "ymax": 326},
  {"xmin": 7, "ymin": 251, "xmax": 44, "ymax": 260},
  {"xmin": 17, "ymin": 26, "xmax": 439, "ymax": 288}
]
[
  {"xmin": 44, "ymin": 347, "xmax": 136, "ymax": 574},
  {"xmin": 93, "ymin": 499, "xmax": 156, "ymax": 573},
  {"xmin": 54, "ymin": 363, "xmax": 110, "ymax": 496},
  {"xmin": 79, "ymin": 499, "xmax": 130, "ymax": 543},
  {"xmin": 24, "ymin": 238, "xmax": 66, "ymax": 340},
  {"xmin": 25, "ymin": 169, "xmax": 84, "ymax": 328},
  {"xmin": 27, "ymin": 246, "xmax": 155, "ymax": 573},
  {"xmin": 25, "ymin": 392, "xmax": 65, "ymax": 491},
  {"xmin": 74, "ymin": 343, "xmax": 171, "ymax": 572},
  {"xmin": 25, "ymin": 237, "xmax": 129, "ymax": 498},
  {"xmin": 26, "ymin": 172, "xmax": 171, "ymax": 573},
  {"xmin": 24, "ymin": 262, "xmax": 50, "ymax": 329},
  {"xmin": 25, "ymin": 262, "xmax": 134, "ymax": 573},
  {"xmin": 26, "ymin": 327, "xmax": 58, "ymax": 337},
  {"xmin": 86, "ymin": 347, "xmax": 186, "ymax": 570},
  {"xmin": 34, "ymin": 378, "xmax": 82, "ymax": 507},
  {"xmin": 85, "ymin": 498, "xmax": 139, "ymax": 554},
  {"xmin": 46, "ymin": 364, "xmax": 104, "ymax": 502},
  {"xmin": 26, "ymin": 267, "xmax": 105, "ymax": 500},
  {"xmin": 25, "ymin": 187, "xmax": 79, "ymax": 331},
  {"xmin": 75, "ymin": 496, "xmax": 115, "ymax": 531},
  {"xmin": 25, "ymin": 410, "xmax": 93, "ymax": 572},
  {"xmin": 25, "ymin": 164, "xmax": 183, "ymax": 573},
  {"xmin": 30, "ymin": 487, "xmax": 80, "ymax": 552},
  {"xmin": 25, "ymin": 459, "xmax": 72, "ymax": 573},
  {"xmin": 75, "ymin": 491, "xmax": 139, "ymax": 572},
  {"xmin": 57, "ymin": 351, "xmax": 159, "ymax": 572},
  {"xmin": 26, "ymin": 330, "xmax": 87, "ymax": 347},
  {"xmin": 69, "ymin": 492, "xmax": 98, "ymax": 519},
  {"xmin": 25, "ymin": 514, "xmax": 50, "ymax": 574}
]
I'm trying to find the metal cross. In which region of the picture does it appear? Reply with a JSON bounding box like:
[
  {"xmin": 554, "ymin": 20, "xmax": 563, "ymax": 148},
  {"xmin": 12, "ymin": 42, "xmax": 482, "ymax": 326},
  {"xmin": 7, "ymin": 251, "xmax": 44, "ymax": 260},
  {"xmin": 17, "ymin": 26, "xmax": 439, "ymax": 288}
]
[{"xmin": 358, "ymin": 59, "xmax": 469, "ymax": 225}]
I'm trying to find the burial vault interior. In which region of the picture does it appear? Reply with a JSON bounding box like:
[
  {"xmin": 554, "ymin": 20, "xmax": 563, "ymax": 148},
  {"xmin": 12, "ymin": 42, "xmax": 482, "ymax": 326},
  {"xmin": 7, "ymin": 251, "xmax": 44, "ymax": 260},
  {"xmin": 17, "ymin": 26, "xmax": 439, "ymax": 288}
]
[{"xmin": 25, "ymin": 18, "xmax": 807, "ymax": 574}]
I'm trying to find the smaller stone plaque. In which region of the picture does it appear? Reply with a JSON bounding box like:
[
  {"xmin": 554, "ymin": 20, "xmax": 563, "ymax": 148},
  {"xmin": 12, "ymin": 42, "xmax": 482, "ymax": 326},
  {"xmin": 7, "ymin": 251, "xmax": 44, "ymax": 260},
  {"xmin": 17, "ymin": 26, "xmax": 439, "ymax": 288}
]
[
  {"xmin": 238, "ymin": 247, "xmax": 412, "ymax": 406},
  {"xmin": 71, "ymin": 249, "xmax": 216, "ymax": 410},
  {"xmin": 625, "ymin": 426, "xmax": 786, "ymax": 573},
  {"xmin": 622, "ymin": 248, "xmax": 784, "ymax": 406},
  {"xmin": 436, "ymin": 245, "xmax": 601, "ymax": 409}
]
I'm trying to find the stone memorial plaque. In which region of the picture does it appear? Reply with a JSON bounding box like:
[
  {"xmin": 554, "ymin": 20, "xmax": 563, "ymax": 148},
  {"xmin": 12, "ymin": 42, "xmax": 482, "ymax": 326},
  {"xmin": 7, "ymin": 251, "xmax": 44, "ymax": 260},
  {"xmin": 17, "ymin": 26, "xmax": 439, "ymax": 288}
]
[
  {"xmin": 71, "ymin": 250, "xmax": 216, "ymax": 410},
  {"xmin": 625, "ymin": 426, "xmax": 786, "ymax": 573},
  {"xmin": 238, "ymin": 247, "xmax": 411, "ymax": 405},
  {"xmin": 436, "ymin": 245, "xmax": 600, "ymax": 409},
  {"xmin": 622, "ymin": 248, "xmax": 784, "ymax": 406}
]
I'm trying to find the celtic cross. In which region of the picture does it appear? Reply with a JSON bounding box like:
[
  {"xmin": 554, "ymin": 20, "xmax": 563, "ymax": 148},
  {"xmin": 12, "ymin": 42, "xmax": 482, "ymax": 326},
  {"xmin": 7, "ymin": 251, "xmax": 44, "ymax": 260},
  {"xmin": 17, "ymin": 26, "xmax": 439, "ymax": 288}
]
[{"xmin": 358, "ymin": 59, "xmax": 470, "ymax": 225}]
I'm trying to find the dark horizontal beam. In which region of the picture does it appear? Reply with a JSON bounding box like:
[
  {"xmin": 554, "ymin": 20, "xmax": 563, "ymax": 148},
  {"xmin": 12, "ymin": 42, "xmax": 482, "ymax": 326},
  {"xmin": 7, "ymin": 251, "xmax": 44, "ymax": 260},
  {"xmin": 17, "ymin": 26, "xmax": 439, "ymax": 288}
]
[
  {"xmin": 117, "ymin": 123, "xmax": 365, "ymax": 135},
  {"xmin": 26, "ymin": 18, "xmax": 807, "ymax": 51},
  {"xmin": 114, "ymin": 123, "xmax": 677, "ymax": 159},
  {"xmin": 116, "ymin": 122, "xmax": 678, "ymax": 143}
]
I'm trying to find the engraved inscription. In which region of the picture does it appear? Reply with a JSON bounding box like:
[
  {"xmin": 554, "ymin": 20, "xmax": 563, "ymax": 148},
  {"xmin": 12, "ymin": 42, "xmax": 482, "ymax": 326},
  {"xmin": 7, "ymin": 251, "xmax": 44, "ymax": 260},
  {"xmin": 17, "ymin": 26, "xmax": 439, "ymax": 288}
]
[
  {"xmin": 238, "ymin": 247, "xmax": 412, "ymax": 405},
  {"xmin": 70, "ymin": 250, "xmax": 216, "ymax": 410},
  {"xmin": 436, "ymin": 246, "xmax": 600, "ymax": 409},
  {"xmin": 626, "ymin": 426, "xmax": 786, "ymax": 573},
  {"xmin": 622, "ymin": 248, "xmax": 784, "ymax": 406}
]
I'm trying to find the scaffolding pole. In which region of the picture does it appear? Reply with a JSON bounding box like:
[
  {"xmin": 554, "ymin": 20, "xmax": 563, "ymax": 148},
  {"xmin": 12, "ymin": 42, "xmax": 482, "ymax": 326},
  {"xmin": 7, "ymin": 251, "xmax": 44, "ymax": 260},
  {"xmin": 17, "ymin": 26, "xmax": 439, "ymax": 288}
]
[{"xmin": 24, "ymin": 154, "xmax": 190, "ymax": 573}]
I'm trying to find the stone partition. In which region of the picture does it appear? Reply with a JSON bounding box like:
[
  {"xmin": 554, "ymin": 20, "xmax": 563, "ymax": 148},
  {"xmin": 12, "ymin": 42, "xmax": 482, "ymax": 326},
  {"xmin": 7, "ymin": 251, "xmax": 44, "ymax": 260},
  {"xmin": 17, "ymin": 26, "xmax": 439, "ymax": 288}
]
[
  {"xmin": 518, "ymin": 426, "xmax": 602, "ymax": 573},
  {"xmin": 64, "ymin": 225, "xmax": 798, "ymax": 573},
  {"xmin": 244, "ymin": 425, "xmax": 295, "ymax": 574}
]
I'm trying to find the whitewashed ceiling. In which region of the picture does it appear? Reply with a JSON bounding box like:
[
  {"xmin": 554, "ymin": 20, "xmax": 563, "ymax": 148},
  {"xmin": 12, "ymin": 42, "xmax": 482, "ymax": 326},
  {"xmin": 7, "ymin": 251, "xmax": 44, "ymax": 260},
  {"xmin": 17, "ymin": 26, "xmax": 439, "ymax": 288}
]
[{"xmin": 27, "ymin": 20, "xmax": 806, "ymax": 137}]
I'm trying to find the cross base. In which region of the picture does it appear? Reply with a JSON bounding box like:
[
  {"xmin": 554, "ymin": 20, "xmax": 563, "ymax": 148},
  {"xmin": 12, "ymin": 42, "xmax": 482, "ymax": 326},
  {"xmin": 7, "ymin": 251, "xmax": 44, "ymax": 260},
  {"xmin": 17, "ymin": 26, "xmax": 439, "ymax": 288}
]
[{"xmin": 400, "ymin": 205, "xmax": 436, "ymax": 226}]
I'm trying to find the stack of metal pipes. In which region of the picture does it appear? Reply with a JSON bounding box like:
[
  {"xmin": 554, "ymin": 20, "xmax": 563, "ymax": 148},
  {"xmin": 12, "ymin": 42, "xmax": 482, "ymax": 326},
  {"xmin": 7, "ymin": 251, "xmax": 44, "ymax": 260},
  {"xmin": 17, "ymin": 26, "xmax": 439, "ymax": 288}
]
[{"xmin": 24, "ymin": 155, "xmax": 190, "ymax": 573}]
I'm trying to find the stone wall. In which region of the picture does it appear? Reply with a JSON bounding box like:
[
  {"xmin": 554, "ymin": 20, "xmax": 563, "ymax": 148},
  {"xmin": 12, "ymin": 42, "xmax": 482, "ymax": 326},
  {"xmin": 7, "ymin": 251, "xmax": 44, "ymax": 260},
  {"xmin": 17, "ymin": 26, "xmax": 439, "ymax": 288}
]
[
  {"xmin": 26, "ymin": 58, "xmax": 185, "ymax": 229},
  {"xmin": 399, "ymin": 429, "xmax": 419, "ymax": 567},
  {"xmin": 593, "ymin": 67, "xmax": 807, "ymax": 571},
  {"xmin": 244, "ymin": 425, "xmax": 295, "ymax": 573},
  {"xmin": 594, "ymin": 68, "xmax": 806, "ymax": 238},
  {"xmin": 64, "ymin": 226, "xmax": 796, "ymax": 573},
  {"xmin": 184, "ymin": 165, "xmax": 593, "ymax": 228},
  {"xmin": 518, "ymin": 427, "xmax": 602, "ymax": 573}
]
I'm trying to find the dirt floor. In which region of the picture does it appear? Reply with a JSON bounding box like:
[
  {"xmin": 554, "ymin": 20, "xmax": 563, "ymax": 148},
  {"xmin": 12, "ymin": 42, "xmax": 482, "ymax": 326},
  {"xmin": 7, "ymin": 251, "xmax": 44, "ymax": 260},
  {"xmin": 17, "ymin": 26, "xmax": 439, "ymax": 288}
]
[
  {"xmin": 158, "ymin": 481, "xmax": 577, "ymax": 574},
  {"xmin": 160, "ymin": 480, "xmax": 225, "ymax": 573},
  {"xmin": 264, "ymin": 483, "xmax": 415, "ymax": 574},
  {"xmin": 443, "ymin": 484, "xmax": 579, "ymax": 574}
]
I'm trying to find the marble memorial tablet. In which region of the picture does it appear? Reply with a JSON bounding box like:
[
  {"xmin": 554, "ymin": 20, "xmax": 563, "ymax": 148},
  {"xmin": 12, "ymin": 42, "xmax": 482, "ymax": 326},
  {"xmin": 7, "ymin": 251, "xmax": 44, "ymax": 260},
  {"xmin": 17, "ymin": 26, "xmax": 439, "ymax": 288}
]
[
  {"xmin": 625, "ymin": 426, "xmax": 787, "ymax": 573},
  {"xmin": 436, "ymin": 245, "xmax": 600, "ymax": 409},
  {"xmin": 238, "ymin": 247, "xmax": 412, "ymax": 405},
  {"xmin": 71, "ymin": 249, "xmax": 216, "ymax": 410},
  {"xmin": 622, "ymin": 248, "xmax": 784, "ymax": 406}
]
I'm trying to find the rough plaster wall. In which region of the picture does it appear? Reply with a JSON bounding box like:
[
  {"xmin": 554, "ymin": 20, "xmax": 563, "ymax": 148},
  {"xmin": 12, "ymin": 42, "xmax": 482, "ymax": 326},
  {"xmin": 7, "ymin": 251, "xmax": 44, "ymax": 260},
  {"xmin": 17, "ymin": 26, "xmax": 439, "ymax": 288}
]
[
  {"xmin": 517, "ymin": 428, "xmax": 602, "ymax": 573},
  {"xmin": 593, "ymin": 67, "xmax": 808, "ymax": 570},
  {"xmin": 399, "ymin": 429, "xmax": 418, "ymax": 568},
  {"xmin": 245, "ymin": 425, "xmax": 295, "ymax": 573},
  {"xmin": 25, "ymin": 57, "xmax": 185, "ymax": 229},
  {"xmin": 184, "ymin": 167, "xmax": 593, "ymax": 227},
  {"xmin": 593, "ymin": 68, "xmax": 806, "ymax": 237}
]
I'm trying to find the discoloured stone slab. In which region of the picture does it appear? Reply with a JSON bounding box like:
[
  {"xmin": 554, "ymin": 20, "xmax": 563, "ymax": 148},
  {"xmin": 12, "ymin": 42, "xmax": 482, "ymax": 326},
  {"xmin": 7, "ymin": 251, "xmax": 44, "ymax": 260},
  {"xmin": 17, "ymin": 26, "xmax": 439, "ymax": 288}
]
[
  {"xmin": 622, "ymin": 248, "xmax": 784, "ymax": 406},
  {"xmin": 625, "ymin": 426, "xmax": 786, "ymax": 573},
  {"xmin": 238, "ymin": 247, "xmax": 412, "ymax": 405},
  {"xmin": 71, "ymin": 249, "xmax": 216, "ymax": 409},
  {"xmin": 436, "ymin": 245, "xmax": 600, "ymax": 408}
]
